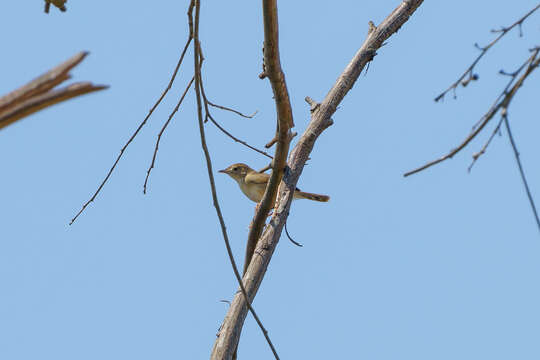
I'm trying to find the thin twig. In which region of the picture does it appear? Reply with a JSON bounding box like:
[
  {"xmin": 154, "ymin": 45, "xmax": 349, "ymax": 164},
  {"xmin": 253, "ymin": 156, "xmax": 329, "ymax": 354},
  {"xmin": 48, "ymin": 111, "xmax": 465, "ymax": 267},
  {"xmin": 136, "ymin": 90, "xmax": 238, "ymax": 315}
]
[
  {"xmin": 143, "ymin": 77, "xmax": 195, "ymax": 194},
  {"xmin": 69, "ymin": 4, "xmax": 195, "ymax": 225},
  {"xmin": 265, "ymin": 135, "xmax": 278, "ymax": 149},
  {"xmin": 405, "ymin": 48, "xmax": 540, "ymax": 177},
  {"xmin": 503, "ymin": 115, "xmax": 540, "ymax": 232},
  {"xmin": 258, "ymin": 163, "xmax": 273, "ymax": 173},
  {"xmin": 467, "ymin": 116, "xmax": 504, "ymax": 172},
  {"xmin": 197, "ymin": 64, "xmax": 272, "ymax": 159},
  {"xmin": 208, "ymin": 113, "xmax": 273, "ymax": 159},
  {"xmin": 284, "ymin": 222, "xmax": 303, "ymax": 247},
  {"xmin": 191, "ymin": 2, "xmax": 279, "ymax": 359},
  {"xmin": 207, "ymin": 101, "xmax": 258, "ymax": 119},
  {"xmin": 434, "ymin": 3, "xmax": 540, "ymax": 101}
]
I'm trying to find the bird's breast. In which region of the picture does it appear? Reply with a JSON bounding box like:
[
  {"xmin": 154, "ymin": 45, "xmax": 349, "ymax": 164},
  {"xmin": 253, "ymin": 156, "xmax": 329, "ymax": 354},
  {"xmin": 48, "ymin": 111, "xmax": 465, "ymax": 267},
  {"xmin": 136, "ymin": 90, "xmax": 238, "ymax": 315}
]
[{"xmin": 239, "ymin": 181, "xmax": 266, "ymax": 203}]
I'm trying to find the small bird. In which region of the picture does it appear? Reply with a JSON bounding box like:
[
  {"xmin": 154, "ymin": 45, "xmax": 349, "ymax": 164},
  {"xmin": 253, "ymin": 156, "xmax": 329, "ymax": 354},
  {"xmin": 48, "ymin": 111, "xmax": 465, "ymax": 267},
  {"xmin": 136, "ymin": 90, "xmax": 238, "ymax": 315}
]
[{"xmin": 219, "ymin": 163, "xmax": 329, "ymax": 203}]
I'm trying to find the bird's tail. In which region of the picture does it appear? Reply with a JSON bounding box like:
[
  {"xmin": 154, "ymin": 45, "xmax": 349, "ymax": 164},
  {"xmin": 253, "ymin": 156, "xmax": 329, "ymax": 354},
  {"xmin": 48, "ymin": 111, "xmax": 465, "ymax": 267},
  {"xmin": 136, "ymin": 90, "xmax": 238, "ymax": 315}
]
[{"xmin": 295, "ymin": 191, "xmax": 330, "ymax": 202}]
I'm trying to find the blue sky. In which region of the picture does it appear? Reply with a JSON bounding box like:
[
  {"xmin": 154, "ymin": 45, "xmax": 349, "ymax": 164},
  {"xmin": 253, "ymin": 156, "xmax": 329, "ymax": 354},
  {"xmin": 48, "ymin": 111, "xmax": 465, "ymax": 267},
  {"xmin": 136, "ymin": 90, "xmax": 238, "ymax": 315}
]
[{"xmin": 2, "ymin": 1, "xmax": 540, "ymax": 359}]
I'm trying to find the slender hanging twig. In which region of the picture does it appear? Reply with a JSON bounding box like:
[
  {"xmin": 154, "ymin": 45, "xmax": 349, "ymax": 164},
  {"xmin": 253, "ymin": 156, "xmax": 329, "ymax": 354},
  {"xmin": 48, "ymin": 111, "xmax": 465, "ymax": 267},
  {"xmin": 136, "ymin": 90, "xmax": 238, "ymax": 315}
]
[
  {"xmin": 191, "ymin": 2, "xmax": 280, "ymax": 359},
  {"xmin": 503, "ymin": 114, "xmax": 540, "ymax": 232}
]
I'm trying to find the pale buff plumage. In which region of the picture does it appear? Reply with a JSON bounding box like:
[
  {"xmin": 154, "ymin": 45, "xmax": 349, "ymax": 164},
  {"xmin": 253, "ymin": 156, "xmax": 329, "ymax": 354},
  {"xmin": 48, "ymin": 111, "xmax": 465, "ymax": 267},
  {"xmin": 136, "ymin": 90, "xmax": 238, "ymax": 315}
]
[{"xmin": 219, "ymin": 163, "xmax": 329, "ymax": 203}]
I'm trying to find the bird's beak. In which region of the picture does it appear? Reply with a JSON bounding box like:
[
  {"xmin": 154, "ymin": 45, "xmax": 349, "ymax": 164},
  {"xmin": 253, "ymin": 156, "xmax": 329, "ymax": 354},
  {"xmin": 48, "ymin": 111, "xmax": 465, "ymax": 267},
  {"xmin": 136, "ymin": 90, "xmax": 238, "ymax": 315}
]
[{"xmin": 218, "ymin": 169, "xmax": 227, "ymax": 174}]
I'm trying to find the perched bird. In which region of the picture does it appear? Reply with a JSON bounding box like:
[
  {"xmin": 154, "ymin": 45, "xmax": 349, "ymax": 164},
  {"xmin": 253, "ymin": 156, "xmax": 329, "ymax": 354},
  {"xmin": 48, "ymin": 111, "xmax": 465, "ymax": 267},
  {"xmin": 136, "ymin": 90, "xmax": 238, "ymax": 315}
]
[{"xmin": 219, "ymin": 163, "xmax": 329, "ymax": 203}]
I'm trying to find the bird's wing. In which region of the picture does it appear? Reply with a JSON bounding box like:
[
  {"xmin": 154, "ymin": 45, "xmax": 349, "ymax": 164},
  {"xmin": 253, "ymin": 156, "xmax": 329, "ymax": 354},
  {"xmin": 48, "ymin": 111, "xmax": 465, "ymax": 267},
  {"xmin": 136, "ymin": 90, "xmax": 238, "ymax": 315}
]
[{"xmin": 245, "ymin": 171, "xmax": 270, "ymax": 185}]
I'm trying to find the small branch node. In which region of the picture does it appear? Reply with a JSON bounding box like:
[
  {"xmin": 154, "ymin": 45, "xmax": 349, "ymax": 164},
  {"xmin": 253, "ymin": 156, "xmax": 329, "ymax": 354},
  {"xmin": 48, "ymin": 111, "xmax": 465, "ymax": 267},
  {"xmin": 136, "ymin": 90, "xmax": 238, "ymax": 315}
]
[
  {"xmin": 288, "ymin": 131, "xmax": 297, "ymax": 141},
  {"xmin": 368, "ymin": 20, "xmax": 377, "ymax": 35},
  {"xmin": 305, "ymin": 96, "xmax": 320, "ymax": 113},
  {"xmin": 265, "ymin": 136, "xmax": 278, "ymax": 149},
  {"xmin": 258, "ymin": 163, "xmax": 273, "ymax": 173},
  {"xmin": 323, "ymin": 118, "xmax": 334, "ymax": 130}
]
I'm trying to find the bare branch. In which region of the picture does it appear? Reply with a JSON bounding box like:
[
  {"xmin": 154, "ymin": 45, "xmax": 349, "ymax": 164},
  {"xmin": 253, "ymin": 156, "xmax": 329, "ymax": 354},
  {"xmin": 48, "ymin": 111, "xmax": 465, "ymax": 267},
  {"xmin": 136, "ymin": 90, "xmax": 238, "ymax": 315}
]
[
  {"xmin": 243, "ymin": 0, "xmax": 295, "ymax": 278},
  {"xmin": 264, "ymin": 135, "xmax": 278, "ymax": 148},
  {"xmin": 211, "ymin": 0, "xmax": 299, "ymax": 358},
  {"xmin": 467, "ymin": 116, "xmax": 504, "ymax": 172},
  {"xmin": 405, "ymin": 47, "xmax": 540, "ymax": 177},
  {"xmin": 0, "ymin": 52, "xmax": 107, "ymax": 131},
  {"xmin": 207, "ymin": 101, "xmax": 258, "ymax": 119},
  {"xmin": 207, "ymin": 113, "xmax": 273, "ymax": 159},
  {"xmin": 434, "ymin": 3, "xmax": 540, "ymax": 102},
  {"xmin": 70, "ymin": 4, "xmax": 195, "ymax": 224},
  {"xmin": 188, "ymin": 2, "xmax": 279, "ymax": 359},
  {"xmin": 284, "ymin": 222, "xmax": 303, "ymax": 247},
  {"xmin": 198, "ymin": 67, "xmax": 273, "ymax": 159},
  {"xmin": 143, "ymin": 77, "xmax": 195, "ymax": 194},
  {"xmin": 210, "ymin": 1, "xmax": 424, "ymax": 359},
  {"xmin": 0, "ymin": 83, "xmax": 107, "ymax": 130},
  {"xmin": 503, "ymin": 114, "xmax": 540, "ymax": 232},
  {"xmin": 258, "ymin": 163, "xmax": 273, "ymax": 173}
]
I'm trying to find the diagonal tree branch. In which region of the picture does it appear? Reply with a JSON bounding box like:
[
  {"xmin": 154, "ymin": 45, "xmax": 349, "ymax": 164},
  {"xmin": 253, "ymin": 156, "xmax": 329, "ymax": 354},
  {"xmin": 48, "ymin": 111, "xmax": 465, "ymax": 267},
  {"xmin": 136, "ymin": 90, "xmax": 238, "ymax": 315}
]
[
  {"xmin": 210, "ymin": 1, "xmax": 424, "ymax": 359},
  {"xmin": 0, "ymin": 52, "xmax": 107, "ymax": 131}
]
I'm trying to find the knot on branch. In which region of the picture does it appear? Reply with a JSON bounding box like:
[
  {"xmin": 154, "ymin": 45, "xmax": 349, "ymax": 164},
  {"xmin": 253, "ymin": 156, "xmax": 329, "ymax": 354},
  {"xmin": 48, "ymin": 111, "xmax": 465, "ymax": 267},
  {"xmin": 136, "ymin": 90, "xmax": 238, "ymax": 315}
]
[
  {"xmin": 305, "ymin": 96, "xmax": 320, "ymax": 113},
  {"xmin": 368, "ymin": 20, "xmax": 377, "ymax": 35}
]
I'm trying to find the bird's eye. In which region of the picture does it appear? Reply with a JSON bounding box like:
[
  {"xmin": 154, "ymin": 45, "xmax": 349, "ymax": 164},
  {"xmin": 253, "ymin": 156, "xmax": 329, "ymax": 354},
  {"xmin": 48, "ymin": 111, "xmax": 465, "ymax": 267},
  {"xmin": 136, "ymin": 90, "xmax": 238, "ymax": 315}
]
[{"xmin": 233, "ymin": 167, "xmax": 238, "ymax": 171}]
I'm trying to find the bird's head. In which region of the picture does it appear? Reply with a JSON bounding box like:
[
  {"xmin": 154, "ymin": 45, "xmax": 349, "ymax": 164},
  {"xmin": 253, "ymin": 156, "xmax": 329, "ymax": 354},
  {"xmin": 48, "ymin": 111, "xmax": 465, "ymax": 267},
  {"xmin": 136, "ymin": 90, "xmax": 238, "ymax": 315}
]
[{"xmin": 219, "ymin": 163, "xmax": 252, "ymax": 182}]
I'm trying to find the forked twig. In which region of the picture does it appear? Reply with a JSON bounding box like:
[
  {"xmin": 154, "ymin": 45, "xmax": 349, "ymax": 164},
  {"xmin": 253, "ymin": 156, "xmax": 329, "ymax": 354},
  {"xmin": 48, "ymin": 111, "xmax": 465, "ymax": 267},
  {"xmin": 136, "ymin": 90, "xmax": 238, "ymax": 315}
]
[
  {"xmin": 70, "ymin": 4, "xmax": 195, "ymax": 225},
  {"xmin": 208, "ymin": 112, "xmax": 273, "ymax": 159},
  {"xmin": 143, "ymin": 77, "xmax": 195, "ymax": 194},
  {"xmin": 197, "ymin": 56, "xmax": 272, "ymax": 159},
  {"xmin": 434, "ymin": 3, "xmax": 540, "ymax": 101},
  {"xmin": 467, "ymin": 116, "xmax": 503, "ymax": 172},
  {"xmin": 405, "ymin": 48, "xmax": 540, "ymax": 177}
]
